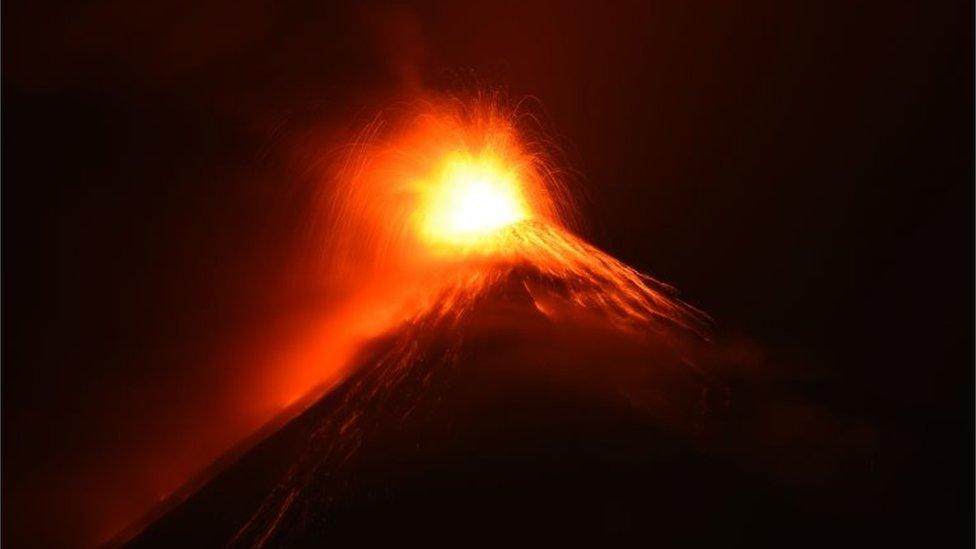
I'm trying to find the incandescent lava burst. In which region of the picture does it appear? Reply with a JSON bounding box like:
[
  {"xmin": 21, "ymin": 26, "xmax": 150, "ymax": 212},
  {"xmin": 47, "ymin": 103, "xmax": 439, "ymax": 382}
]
[
  {"xmin": 323, "ymin": 94, "xmax": 702, "ymax": 334},
  {"xmin": 217, "ymin": 93, "xmax": 709, "ymax": 547}
]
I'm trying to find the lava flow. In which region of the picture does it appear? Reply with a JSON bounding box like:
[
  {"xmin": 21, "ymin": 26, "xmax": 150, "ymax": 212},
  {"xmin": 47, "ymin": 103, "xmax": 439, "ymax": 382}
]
[{"xmin": 319, "ymin": 93, "xmax": 703, "ymax": 335}]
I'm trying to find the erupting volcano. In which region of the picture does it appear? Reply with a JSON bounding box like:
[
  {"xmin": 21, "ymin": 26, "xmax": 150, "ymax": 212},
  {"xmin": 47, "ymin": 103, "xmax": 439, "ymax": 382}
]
[
  {"xmin": 128, "ymin": 93, "xmax": 714, "ymax": 547},
  {"xmin": 7, "ymin": 0, "xmax": 967, "ymax": 545},
  {"xmin": 321, "ymin": 95, "xmax": 702, "ymax": 332}
]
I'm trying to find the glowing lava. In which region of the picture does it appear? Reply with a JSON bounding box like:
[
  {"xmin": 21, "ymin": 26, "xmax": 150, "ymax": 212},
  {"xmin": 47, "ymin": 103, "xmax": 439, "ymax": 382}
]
[
  {"xmin": 322, "ymin": 93, "xmax": 703, "ymax": 333},
  {"xmin": 417, "ymin": 152, "xmax": 530, "ymax": 247}
]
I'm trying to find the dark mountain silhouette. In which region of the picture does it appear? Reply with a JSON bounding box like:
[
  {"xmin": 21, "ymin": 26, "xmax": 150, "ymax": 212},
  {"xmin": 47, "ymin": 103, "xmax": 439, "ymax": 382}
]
[{"xmin": 126, "ymin": 277, "xmax": 879, "ymax": 547}]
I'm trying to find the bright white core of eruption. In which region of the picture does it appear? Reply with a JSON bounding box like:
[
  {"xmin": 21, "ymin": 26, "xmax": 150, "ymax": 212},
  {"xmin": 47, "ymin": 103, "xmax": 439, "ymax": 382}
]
[{"xmin": 418, "ymin": 153, "xmax": 530, "ymax": 246}]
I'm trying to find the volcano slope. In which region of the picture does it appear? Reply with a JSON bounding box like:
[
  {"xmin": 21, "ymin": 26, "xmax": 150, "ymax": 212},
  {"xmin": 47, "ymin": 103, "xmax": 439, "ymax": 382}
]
[{"xmin": 127, "ymin": 273, "xmax": 878, "ymax": 548}]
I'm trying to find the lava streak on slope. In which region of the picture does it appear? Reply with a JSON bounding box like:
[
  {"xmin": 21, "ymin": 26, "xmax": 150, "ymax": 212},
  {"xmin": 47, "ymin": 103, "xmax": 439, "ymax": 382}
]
[{"xmin": 318, "ymin": 92, "xmax": 703, "ymax": 334}]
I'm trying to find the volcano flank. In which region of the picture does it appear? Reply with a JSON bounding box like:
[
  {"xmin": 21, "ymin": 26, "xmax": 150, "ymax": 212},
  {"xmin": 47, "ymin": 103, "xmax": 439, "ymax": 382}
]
[
  {"xmin": 125, "ymin": 273, "xmax": 736, "ymax": 546},
  {"xmin": 125, "ymin": 272, "xmax": 877, "ymax": 548}
]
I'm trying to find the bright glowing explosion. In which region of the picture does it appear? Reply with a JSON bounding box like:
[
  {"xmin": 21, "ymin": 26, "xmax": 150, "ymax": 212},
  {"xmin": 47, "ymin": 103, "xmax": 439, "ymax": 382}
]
[
  {"xmin": 417, "ymin": 152, "xmax": 530, "ymax": 246},
  {"xmin": 322, "ymin": 93, "xmax": 703, "ymax": 333}
]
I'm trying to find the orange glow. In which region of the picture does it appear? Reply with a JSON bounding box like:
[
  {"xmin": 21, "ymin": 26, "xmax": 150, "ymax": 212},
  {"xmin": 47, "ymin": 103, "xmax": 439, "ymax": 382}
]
[{"xmin": 322, "ymin": 93, "xmax": 702, "ymax": 332}]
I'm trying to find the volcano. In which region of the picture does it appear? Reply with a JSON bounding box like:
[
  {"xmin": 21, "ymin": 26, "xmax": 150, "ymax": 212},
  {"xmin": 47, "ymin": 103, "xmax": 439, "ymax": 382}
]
[
  {"xmin": 124, "ymin": 271, "xmax": 880, "ymax": 548},
  {"xmin": 5, "ymin": 4, "xmax": 970, "ymax": 547},
  {"xmin": 125, "ymin": 274, "xmax": 733, "ymax": 546},
  {"xmin": 119, "ymin": 95, "xmax": 883, "ymax": 548}
]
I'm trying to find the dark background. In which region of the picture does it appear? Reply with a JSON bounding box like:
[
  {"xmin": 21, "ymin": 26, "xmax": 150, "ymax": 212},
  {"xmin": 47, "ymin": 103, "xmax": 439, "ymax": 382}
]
[{"xmin": 4, "ymin": 0, "xmax": 973, "ymax": 546}]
